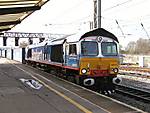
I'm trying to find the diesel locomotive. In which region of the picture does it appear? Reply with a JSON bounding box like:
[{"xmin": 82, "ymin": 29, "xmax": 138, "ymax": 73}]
[{"xmin": 25, "ymin": 28, "xmax": 121, "ymax": 94}]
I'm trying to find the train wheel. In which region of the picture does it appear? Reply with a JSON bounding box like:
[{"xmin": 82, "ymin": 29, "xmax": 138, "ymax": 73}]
[
  {"xmin": 66, "ymin": 75, "xmax": 75, "ymax": 83},
  {"xmin": 75, "ymin": 76, "xmax": 83, "ymax": 85}
]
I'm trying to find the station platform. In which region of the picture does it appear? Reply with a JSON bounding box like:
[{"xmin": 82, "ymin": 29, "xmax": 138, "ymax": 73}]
[{"xmin": 0, "ymin": 58, "xmax": 145, "ymax": 113}]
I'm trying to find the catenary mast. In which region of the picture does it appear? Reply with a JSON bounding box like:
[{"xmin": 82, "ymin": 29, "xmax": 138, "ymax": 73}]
[{"xmin": 93, "ymin": 0, "xmax": 101, "ymax": 28}]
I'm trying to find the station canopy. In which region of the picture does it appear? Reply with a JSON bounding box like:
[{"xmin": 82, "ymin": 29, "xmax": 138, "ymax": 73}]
[{"xmin": 0, "ymin": 0, "xmax": 49, "ymax": 32}]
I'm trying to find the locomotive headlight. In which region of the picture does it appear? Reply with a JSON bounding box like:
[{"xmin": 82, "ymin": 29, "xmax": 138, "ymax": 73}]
[
  {"xmin": 81, "ymin": 68, "xmax": 87, "ymax": 74},
  {"xmin": 112, "ymin": 68, "xmax": 118, "ymax": 73}
]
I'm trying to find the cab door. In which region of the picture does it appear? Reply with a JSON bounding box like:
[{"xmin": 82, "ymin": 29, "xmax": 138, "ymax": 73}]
[{"xmin": 66, "ymin": 44, "xmax": 78, "ymax": 67}]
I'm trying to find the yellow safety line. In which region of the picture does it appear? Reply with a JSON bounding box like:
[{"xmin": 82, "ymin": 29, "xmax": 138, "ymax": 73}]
[{"xmin": 13, "ymin": 63, "xmax": 93, "ymax": 113}]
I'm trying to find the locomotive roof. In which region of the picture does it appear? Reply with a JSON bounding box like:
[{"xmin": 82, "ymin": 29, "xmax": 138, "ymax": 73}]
[
  {"xmin": 65, "ymin": 28, "xmax": 119, "ymax": 43},
  {"xmin": 27, "ymin": 28, "xmax": 119, "ymax": 47},
  {"xmin": 80, "ymin": 28, "xmax": 119, "ymax": 42}
]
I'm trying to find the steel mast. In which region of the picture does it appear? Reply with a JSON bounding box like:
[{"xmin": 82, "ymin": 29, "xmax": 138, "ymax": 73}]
[{"xmin": 93, "ymin": 0, "xmax": 101, "ymax": 28}]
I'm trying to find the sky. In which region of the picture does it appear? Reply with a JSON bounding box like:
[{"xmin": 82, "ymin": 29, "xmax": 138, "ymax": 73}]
[{"xmin": 9, "ymin": 0, "xmax": 150, "ymax": 48}]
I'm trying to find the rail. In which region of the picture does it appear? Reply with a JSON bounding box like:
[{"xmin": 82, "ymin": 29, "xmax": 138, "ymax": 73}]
[{"xmin": 115, "ymin": 84, "xmax": 150, "ymax": 103}]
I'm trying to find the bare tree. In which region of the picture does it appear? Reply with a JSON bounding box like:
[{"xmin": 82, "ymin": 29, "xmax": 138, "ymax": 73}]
[
  {"xmin": 135, "ymin": 38, "xmax": 150, "ymax": 55},
  {"xmin": 126, "ymin": 41, "xmax": 136, "ymax": 54},
  {"xmin": 125, "ymin": 38, "xmax": 150, "ymax": 55}
]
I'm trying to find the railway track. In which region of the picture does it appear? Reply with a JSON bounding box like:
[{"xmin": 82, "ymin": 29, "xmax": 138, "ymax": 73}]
[
  {"xmin": 119, "ymin": 66, "xmax": 150, "ymax": 72},
  {"xmin": 119, "ymin": 66, "xmax": 150, "ymax": 77},
  {"xmin": 115, "ymin": 84, "xmax": 150, "ymax": 103}
]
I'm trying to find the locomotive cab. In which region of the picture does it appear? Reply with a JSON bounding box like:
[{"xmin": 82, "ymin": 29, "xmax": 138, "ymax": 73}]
[{"xmin": 66, "ymin": 28, "xmax": 121, "ymax": 93}]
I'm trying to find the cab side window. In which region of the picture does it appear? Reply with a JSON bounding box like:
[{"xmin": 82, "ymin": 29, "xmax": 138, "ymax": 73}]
[
  {"xmin": 69, "ymin": 44, "xmax": 77, "ymax": 56},
  {"xmin": 27, "ymin": 49, "xmax": 32, "ymax": 58}
]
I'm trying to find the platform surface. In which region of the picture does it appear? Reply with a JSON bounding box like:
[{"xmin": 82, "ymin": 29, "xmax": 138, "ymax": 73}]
[{"xmin": 0, "ymin": 58, "xmax": 145, "ymax": 113}]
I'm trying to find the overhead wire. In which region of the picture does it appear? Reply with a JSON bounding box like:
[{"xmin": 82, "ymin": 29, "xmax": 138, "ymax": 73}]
[
  {"xmin": 101, "ymin": 16, "xmax": 145, "ymax": 27},
  {"xmin": 46, "ymin": 0, "xmax": 91, "ymax": 24},
  {"xmin": 103, "ymin": 0, "xmax": 134, "ymax": 12},
  {"xmin": 101, "ymin": 0, "xmax": 150, "ymax": 40},
  {"xmin": 140, "ymin": 23, "xmax": 150, "ymax": 38},
  {"xmin": 103, "ymin": 0, "xmax": 148, "ymax": 12},
  {"xmin": 45, "ymin": 15, "xmax": 92, "ymax": 26},
  {"xmin": 44, "ymin": 0, "xmax": 92, "ymax": 32},
  {"xmin": 44, "ymin": 0, "xmax": 150, "ymax": 39},
  {"xmin": 46, "ymin": 0, "xmax": 147, "ymax": 28}
]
